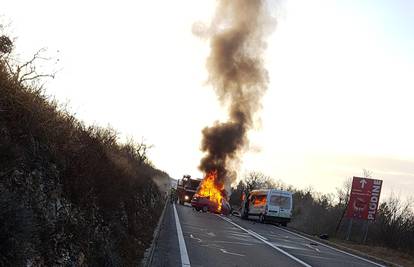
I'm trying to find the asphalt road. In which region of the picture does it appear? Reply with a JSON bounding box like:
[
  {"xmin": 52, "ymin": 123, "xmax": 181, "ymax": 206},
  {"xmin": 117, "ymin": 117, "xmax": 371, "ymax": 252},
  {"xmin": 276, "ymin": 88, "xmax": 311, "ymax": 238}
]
[{"xmin": 151, "ymin": 203, "xmax": 386, "ymax": 267}]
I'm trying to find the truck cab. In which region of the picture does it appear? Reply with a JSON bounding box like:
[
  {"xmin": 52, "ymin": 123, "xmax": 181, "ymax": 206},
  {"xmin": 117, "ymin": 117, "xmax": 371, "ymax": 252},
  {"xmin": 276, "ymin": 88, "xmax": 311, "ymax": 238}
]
[{"xmin": 176, "ymin": 175, "xmax": 201, "ymax": 205}]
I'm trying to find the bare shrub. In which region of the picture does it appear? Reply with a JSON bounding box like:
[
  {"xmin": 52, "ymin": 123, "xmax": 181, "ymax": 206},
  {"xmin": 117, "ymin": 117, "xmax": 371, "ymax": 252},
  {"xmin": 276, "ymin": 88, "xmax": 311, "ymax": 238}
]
[{"xmin": 0, "ymin": 37, "xmax": 169, "ymax": 265}]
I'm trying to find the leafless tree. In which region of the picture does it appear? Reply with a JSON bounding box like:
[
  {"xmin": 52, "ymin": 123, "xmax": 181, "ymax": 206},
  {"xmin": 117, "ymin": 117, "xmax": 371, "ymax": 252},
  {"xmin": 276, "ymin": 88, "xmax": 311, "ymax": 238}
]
[
  {"xmin": 336, "ymin": 177, "xmax": 352, "ymax": 206},
  {"xmin": 123, "ymin": 137, "xmax": 153, "ymax": 165},
  {"xmin": 14, "ymin": 48, "xmax": 57, "ymax": 83},
  {"xmin": 0, "ymin": 28, "xmax": 57, "ymax": 85},
  {"xmin": 244, "ymin": 171, "xmax": 274, "ymax": 193},
  {"xmin": 334, "ymin": 177, "xmax": 352, "ymax": 234},
  {"xmin": 0, "ymin": 35, "xmax": 13, "ymax": 55}
]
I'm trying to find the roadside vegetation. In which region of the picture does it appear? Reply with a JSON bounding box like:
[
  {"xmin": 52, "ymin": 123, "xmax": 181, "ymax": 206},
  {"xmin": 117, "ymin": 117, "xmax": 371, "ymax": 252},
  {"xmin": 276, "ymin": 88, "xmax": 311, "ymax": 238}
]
[
  {"xmin": 0, "ymin": 33, "xmax": 169, "ymax": 266},
  {"xmin": 230, "ymin": 171, "xmax": 414, "ymax": 266}
]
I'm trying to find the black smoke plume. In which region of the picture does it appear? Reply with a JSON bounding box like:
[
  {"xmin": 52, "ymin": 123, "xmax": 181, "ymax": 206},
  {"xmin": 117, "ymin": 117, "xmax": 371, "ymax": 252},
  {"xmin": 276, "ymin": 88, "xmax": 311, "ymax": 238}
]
[{"xmin": 198, "ymin": 0, "xmax": 276, "ymax": 193}]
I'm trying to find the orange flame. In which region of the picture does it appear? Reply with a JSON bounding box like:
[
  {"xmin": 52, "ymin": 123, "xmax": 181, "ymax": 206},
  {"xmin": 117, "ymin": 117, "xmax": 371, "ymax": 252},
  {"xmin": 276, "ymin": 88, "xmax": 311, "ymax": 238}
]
[
  {"xmin": 253, "ymin": 195, "xmax": 266, "ymax": 207},
  {"xmin": 196, "ymin": 170, "xmax": 225, "ymax": 212}
]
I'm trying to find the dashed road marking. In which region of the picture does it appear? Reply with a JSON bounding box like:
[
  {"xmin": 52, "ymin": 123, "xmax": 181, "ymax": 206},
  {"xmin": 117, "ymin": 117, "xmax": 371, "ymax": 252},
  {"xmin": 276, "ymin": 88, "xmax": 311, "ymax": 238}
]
[
  {"xmin": 305, "ymin": 244, "xmax": 321, "ymax": 252},
  {"xmin": 220, "ymin": 248, "xmax": 245, "ymax": 257}
]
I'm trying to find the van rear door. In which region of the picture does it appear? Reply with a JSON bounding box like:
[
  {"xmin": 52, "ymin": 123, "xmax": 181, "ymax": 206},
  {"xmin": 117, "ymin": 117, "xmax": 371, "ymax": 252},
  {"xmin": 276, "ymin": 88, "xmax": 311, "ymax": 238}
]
[{"xmin": 268, "ymin": 194, "xmax": 291, "ymax": 218}]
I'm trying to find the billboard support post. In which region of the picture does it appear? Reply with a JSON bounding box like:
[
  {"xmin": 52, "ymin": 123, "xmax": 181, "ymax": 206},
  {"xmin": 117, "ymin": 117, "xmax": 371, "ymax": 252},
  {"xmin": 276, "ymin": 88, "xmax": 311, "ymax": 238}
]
[
  {"xmin": 346, "ymin": 218, "xmax": 353, "ymax": 241},
  {"xmin": 363, "ymin": 221, "xmax": 369, "ymax": 243}
]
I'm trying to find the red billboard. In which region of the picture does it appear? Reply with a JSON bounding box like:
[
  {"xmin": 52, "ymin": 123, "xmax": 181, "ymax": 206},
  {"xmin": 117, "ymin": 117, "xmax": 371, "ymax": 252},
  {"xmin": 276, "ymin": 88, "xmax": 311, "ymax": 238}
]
[{"xmin": 345, "ymin": 177, "xmax": 383, "ymax": 221}]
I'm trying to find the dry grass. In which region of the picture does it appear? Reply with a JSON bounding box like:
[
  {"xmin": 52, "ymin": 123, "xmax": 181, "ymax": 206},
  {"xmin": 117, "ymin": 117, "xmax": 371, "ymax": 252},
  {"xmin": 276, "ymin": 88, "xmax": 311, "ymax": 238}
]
[{"xmin": 331, "ymin": 239, "xmax": 414, "ymax": 267}]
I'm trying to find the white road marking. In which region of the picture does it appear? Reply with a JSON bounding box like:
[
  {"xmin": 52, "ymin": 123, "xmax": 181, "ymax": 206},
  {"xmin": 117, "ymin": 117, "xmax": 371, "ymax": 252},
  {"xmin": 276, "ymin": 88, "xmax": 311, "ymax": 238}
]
[
  {"xmin": 212, "ymin": 240, "xmax": 255, "ymax": 246},
  {"xmin": 218, "ymin": 215, "xmax": 312, "ymax": 267},
  {"xmin": 173, "ymin": 204, "xmax": 191, "ymax": 267},
  {"xmin": 275, "ymin": 244, "xmax": 308, "ymax": 251},
  {"xmin": 220, "ymin": 248, "xmax": 245, "ymax": 257},
  {"xmin": 189, "ymin": 234, "xmax": 202, "ymax": 243},
  {"xmin": 228, "ymin": 232, "xmax": 251, "ymax": 237},
  {"xmin": 276, "ymin": 227, "xmax": 387, "ymax": 267},
  {"xmin": 247, "ymin": 229, "xmax": 268, "ymax": 240},
  {"xmin": 294, "ymin": 254, "xmax": 336, "ymax": 261},
  {"xmin": 305, "ymin": 244, "xmax": 320, "ymax": 252}
]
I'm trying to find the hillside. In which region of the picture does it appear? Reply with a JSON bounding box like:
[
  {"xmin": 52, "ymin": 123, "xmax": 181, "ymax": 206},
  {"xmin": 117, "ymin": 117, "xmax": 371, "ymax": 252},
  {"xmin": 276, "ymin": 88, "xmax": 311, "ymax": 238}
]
[{"xmin": 0, "ymin": 36, "xmax": 169, "ymax": 266}]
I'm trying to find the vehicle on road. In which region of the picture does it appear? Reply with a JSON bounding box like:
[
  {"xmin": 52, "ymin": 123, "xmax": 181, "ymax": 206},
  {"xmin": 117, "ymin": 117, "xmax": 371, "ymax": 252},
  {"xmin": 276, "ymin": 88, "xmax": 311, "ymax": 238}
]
[
  {"xmin": 241, "ymin": 189, "xmax": 293, "ymax": 226},
  {"xmin": 170, "ymin": 188, "xmax": 178, "ymax": 203},
  {"xmin": 177, "ymin": 175, "xmax": 201, "ymax": 205},
  {"xmin": 191, "ymin": 194, "xmax": 215, "ymax": 212},
  {"xmin": 191, "ymin": 194, "xmax": 231, "ymax": 214}
]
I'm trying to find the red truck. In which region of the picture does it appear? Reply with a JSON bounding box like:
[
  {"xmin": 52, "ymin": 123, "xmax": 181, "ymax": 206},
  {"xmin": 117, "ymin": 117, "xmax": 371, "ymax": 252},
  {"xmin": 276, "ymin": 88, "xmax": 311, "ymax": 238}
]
[{"xmin": 176, "ymin": 175, "xmax": 201, "ymax": 205}]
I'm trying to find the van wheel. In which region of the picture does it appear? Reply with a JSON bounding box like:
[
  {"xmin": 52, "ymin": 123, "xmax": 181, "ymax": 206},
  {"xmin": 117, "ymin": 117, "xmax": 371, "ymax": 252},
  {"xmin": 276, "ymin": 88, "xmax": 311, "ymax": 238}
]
[
  {"xmin": 259, "ymin": 214, "xmax": 265, "ymax": 224},
  {"xmin": 281, "ymin": 222, "xmax": 287, "ymax": 227},
  {"xmin": 195, "ymin": 207, "xmax": 201, "ymax": 212},
  {"xmin": 202, "ymin": 206, "xmax": 208, "ymax": 212}
]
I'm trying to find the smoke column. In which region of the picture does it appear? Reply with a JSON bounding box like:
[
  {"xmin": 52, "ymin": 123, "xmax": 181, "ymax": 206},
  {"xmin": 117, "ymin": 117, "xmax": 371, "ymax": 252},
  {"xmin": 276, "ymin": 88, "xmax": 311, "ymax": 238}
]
[{"xmin": 198, "ymin": 0, "xmax": 276, "ymax": 194}]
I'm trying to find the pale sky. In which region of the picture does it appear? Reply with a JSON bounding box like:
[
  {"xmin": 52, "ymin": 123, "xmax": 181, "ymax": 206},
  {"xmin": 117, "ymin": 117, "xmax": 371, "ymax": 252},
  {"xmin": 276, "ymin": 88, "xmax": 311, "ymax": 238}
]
[{"xmin": 3, "ymin": 0, "xmax": 414, "ymax": 200}]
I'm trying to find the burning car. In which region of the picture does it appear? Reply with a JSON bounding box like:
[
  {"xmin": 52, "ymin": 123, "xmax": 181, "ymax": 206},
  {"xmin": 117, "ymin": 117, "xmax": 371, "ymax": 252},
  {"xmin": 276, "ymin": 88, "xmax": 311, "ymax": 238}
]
[
  {"xmin": 191, "ymin": 194, "xmax": 215, "ymax": 212},
  {"xmin": 191, "ymin": 194, "xmax": 230, "ymax": 214},
  {"xmin": 191, "ymin": 171, "xmax": 231, "ymax": 215}
]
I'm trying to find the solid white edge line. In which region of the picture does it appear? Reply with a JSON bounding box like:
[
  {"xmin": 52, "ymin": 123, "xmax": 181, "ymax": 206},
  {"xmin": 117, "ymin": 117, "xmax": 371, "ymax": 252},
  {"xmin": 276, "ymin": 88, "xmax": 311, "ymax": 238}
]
[
  {"xmin": 276, "ymin": 227, "xmax": 386, "ymax": 267},
  {"xmin": 217, "ymin": 215, "xmax": 312, "ymax": 267},
  {"xmin": 173, "ymin": 203, "xmax": 191, "ymax": 267}
]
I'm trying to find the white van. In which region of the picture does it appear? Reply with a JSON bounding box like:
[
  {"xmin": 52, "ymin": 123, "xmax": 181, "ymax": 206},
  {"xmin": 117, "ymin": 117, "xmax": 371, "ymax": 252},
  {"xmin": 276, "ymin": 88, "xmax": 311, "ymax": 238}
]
[{"xmin": 241, "ymin": 189, "xmax": 293, "ymax": 226}]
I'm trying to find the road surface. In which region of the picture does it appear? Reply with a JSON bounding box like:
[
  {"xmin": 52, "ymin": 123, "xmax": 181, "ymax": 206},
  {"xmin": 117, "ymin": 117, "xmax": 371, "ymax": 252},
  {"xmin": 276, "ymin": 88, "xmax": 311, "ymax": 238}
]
[{"xmin": 151, "ymin": 203, "xmax": 386, "ymax": 267}]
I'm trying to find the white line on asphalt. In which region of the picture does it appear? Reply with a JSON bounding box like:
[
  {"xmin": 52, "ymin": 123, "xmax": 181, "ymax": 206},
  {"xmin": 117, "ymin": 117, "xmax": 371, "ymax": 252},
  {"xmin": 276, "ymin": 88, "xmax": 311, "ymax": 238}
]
[
  {"xmin": 220, "ymin": 248, "xmax": 245, "ymax": 257},
  {"xmin": 276, "ymin": 227, "xmax": 386, "ymax": 267},
  {"xmin": 173, "ymin": 204, "xmax": 191, "ymax": 267},
  {"xmin": 305, "ymin": 244, "xmax": 320, "ymax": 253},
  {"xmin": 218, "ymin": 215, "xmax": 312, "ymax": 267},
  {"xmin": 247, "ymin": 229, "xmax": 269, "ymax": 240}
]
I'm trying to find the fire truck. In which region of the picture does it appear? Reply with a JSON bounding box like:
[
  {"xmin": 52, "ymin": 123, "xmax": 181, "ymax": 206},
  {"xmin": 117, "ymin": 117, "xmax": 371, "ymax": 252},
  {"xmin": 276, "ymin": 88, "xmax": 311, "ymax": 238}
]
[{"xmin": 176, "ymin": 175, "xmax": 201, "ymax": 205}]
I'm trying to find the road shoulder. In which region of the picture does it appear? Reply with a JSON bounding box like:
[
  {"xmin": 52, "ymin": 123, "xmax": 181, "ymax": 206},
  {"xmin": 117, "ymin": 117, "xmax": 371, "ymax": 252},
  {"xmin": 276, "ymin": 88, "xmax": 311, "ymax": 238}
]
[
  {"xmin": 150, "ymin": 203, "xmax": 182, "ymax": 267},
  {"xmin": 284, "ymin": 226, "xmax": 403, "ymax": 267}
]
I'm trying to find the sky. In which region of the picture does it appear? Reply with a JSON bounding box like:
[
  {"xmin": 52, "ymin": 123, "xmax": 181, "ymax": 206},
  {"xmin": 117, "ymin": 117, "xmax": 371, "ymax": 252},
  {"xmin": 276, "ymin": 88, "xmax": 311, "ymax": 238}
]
[{"xmin": 2, "ymin": 0, "xmax": 414, "ymax": 200}]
